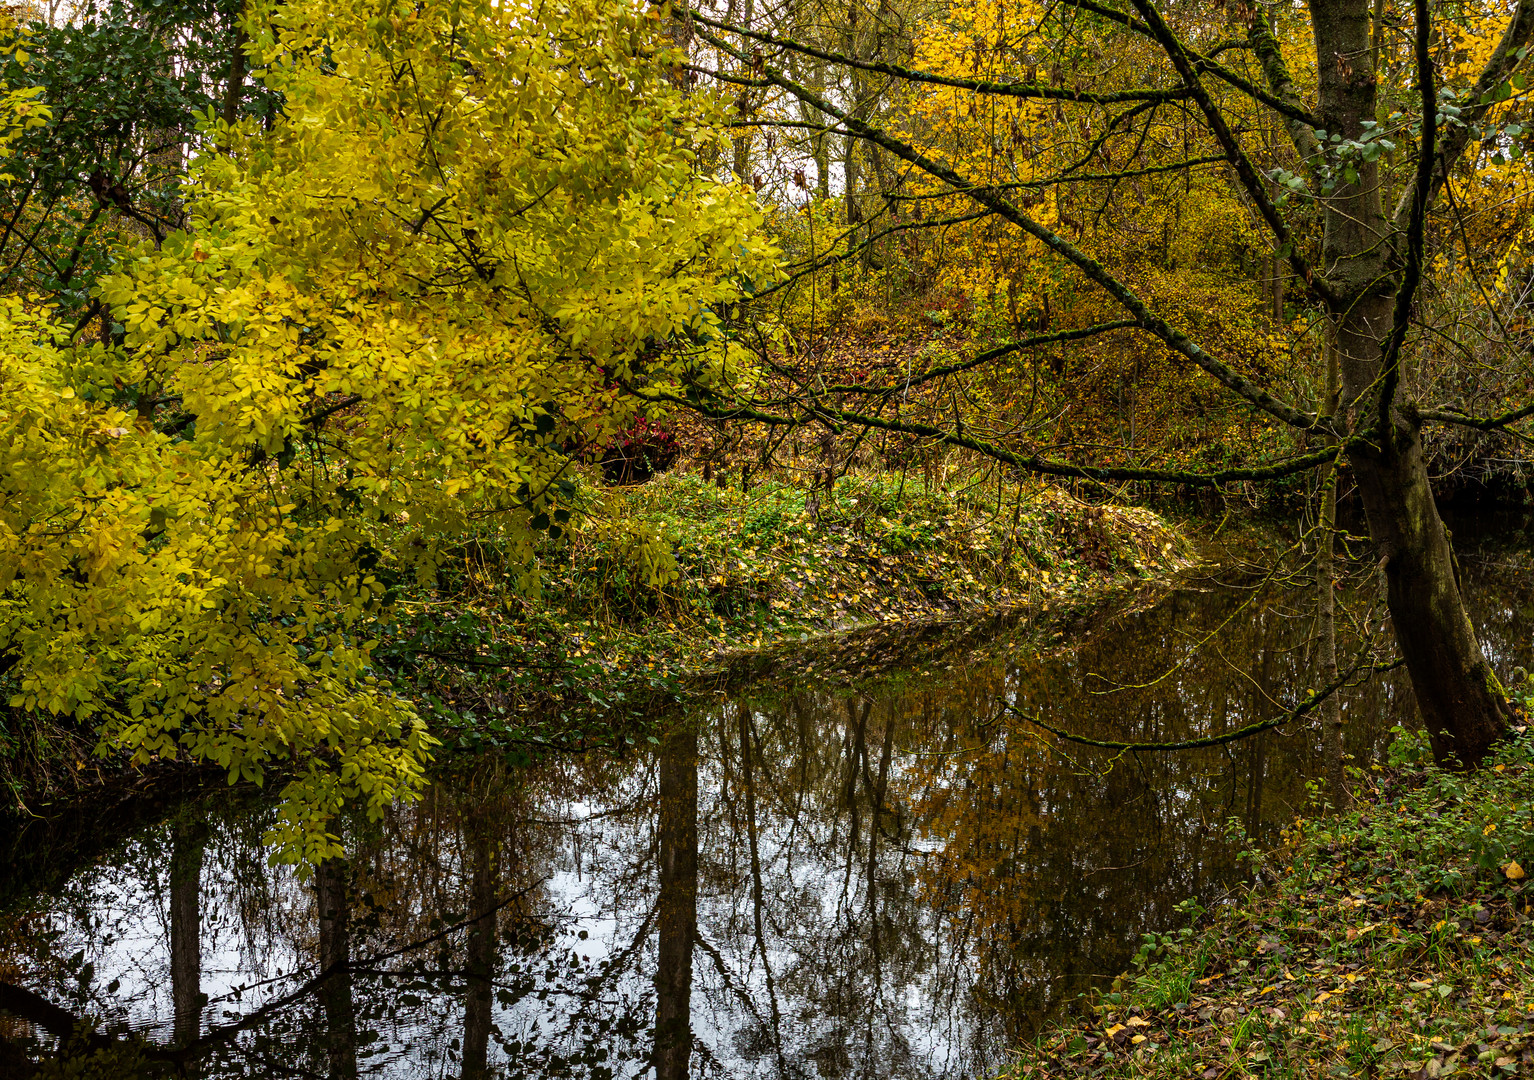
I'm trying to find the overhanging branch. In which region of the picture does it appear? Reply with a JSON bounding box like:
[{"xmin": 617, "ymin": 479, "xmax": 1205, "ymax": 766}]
[
  {"xmin": 1004, "ymin": 657, "xmax": 1404, "ymax": 751},
  {"xmin": 659, "ymin": 389, "xmax": 1362, "ymax": 487}
]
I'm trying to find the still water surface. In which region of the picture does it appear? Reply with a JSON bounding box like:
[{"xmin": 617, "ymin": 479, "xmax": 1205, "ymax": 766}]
[{"xmin": 2, "ymin": 522, "xmax": 1532, "ymax": 1078}]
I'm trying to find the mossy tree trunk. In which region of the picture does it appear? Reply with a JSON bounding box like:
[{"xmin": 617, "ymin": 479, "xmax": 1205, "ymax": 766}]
[{"xmin": 1309, "ymin": 0, "xmax": 1511, "ymax": 767}]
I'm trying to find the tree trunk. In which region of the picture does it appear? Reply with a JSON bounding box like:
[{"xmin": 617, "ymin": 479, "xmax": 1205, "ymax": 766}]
[
  {"xmin": 1271, "ymin": 255, "xmax": 1284, "ymax": 323},
  {"xmin": 1332, "ymin": 297, "xmax": 1508, "ymax": 767},
  {"xmin": 1309, "ymin": 0, "xmax": 1510, "ymax": 766},
  {"xmin": 1350, "ymin": 429, "xmax": 1509, "ymax": 764},
  {"xmin": 813, "ymin": 128, "xmax": 832, "ymax": 201},
  {"xmin": 1318, "ymin": 332, "xmax": 1347, "ymax": 810},
  {"xmin": 222, "ymin": 28, "xmax": 247, "ymax": 128},
  {"xmin": 729, "ymin": 0, "xmax": 754, "ymax": 183}
]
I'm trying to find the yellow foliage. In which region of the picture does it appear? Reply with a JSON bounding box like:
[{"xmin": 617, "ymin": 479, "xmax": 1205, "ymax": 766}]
[{"xmin": 0, "ymin": 0, "xmax": 776, "ymax": 860}]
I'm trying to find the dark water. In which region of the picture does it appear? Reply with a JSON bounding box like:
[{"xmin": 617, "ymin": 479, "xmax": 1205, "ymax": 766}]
[{"xmin": 2, "ymin": 520, "xmax": 1532, "ymax": 1078}]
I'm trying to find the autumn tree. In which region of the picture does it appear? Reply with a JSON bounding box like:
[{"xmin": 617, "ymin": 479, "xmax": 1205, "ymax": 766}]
[
  {"xmin": 0, "ymin": 0, "xmax": 266, "ymax": 323},
  {"xmin": 0, "ymin": 0, "xmax": 775, "ymax": 858},
  {"xmin": 690, "ymin": 0, "xmax": 1534, "ymax": 768}
]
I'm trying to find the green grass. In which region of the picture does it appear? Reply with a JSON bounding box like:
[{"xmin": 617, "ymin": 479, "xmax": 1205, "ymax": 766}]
[{"xmin": 554, "ymin": 470, "xmax": 1182, "ymax": 628}]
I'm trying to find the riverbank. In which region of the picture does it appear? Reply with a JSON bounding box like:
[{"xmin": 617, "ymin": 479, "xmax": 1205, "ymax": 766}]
[
  {"xmin": 391, "ymin": 469, "xmax": 1196, "ymax": 748},
  {"xmin": 1009, "ymin": 718, "xmax": 1534, "ymax": 1080},
  {"xmin": 2, "ymin": 470, "xmax": 1196, "ymax": 806}
]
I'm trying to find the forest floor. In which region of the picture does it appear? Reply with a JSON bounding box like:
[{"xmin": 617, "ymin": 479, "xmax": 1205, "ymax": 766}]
[
  {"xmin": 394, "ymin": 469, "xmax": 1199, "ymax": 751},
  {"xmin": 1007, "ymin": 724, "xmax": 1534, "ymax": 1080}
]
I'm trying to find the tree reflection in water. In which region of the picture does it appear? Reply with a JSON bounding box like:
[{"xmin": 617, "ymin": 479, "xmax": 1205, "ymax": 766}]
[
  {"xmin": 1, "ymin": 547, "xmax": 1531, "ymax": 1078},
  {"xmin": 169, "ymin": 818, "xmax": 205, "ymax": 1054},
  {"xmin": 316, "ymin": 856, "xmax": 357, "ymax": 1080},
  {"xmin": 654, "ymin": 725, "xmax": 698, "ymax": 1080}
]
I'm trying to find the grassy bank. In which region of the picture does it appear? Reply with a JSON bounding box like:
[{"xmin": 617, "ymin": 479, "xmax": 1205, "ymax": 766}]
[
  {"xmin": 386, "ymin": 470, "xmax": 1194, "ymax": 748},
  {"xmin": 2, "ymin": 469, "xmax": 1193, "ymax": 806},
  {"xmin": 1012, "ymin": 719, "xmax": 1534, "ymax": 1080}
]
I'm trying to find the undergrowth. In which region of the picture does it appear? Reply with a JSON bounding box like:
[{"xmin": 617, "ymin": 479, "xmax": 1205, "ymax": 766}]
[{"xmin": 378, "ymin": 469, "xmax": 1190, "ymax": 751}]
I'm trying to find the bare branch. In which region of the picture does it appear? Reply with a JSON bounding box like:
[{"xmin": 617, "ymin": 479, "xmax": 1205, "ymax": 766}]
[
  {"xmin": 660, "ymin": 388, "xmax": 1364, "ymax": 487},
  {"xmin": 811, "ymin": 320, "xmax": 1139, "ymax": 395},
  {"xmin": 1005, "ymin": 656, "xmax": 1405, "ymax": 751},
  {"xmin": 1058, "ymin": 0, "xmax": 1324, "ymax": 128},
  {"xmin": 1378, "ymin": 0, "xmax": 1437, "ymax": 435},
  {"xmin": 692, "ymin": 24, "xmax": 1324, "ymax": 432},
  {"xmin": 1245, "ymin": 14, "xmax": 1323, "ymax": 164},
  {"xmin": 1125, "ymin": 0, "xmax": 1333, "ymax": 304},
  {"xmin": 754, "ymin": 209, "xmax": 993, "ymax": 299},
  {"xmin": 687, "ymin": 8, "xmax": 1191, "ymax": 104}
]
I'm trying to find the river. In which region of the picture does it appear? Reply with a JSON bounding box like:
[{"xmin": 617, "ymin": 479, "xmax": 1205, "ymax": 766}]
[{"xmin": 2, "ymin": 513, "xmax": 1531, "ymax": 1078}]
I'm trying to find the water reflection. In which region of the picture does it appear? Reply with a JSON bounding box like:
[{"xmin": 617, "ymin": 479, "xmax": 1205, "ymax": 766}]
[
  {"xmin": 316, "ymin": 856, "xmax": 357, "ymax": 1080},
  {"xmin": 461, "ymin": 784, "xmax": 502, "ymax": 1080},
  {"xmin": 170, "ymin": 819, "xmax": 205, "ymax": 1052},
  {"xmin": 655, "ymin": 726, "xmax": 698, "ymax": 1080},
  {"xmin": 1, "ymin": 541, "xmax": 1531, "ymax": 1078}
]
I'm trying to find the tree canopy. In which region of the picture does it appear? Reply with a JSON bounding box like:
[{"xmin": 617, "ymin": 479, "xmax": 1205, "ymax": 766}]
[{"xmin": 0, "ymin": 0, "xmax": 774, "ymax": 860}]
